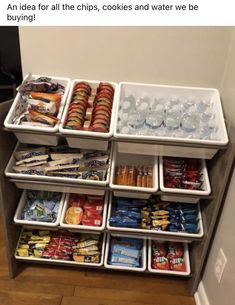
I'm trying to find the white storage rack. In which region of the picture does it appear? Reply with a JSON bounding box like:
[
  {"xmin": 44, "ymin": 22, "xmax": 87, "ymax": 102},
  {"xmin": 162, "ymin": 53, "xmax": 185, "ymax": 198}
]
[{"xmin": 0, "ymin": 79, "xmax": 234, "ymax": 295}]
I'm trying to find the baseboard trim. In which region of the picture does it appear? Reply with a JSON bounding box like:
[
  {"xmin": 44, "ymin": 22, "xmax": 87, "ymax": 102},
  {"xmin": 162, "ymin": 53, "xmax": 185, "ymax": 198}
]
[{"xmin": 194, "ymin": 282, "xmax": 210, "ymax": 305}]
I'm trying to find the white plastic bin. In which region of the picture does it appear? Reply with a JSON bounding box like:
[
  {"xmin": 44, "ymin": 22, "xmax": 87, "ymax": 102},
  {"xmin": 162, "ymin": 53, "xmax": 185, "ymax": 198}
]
[
  {"xmin": 4, "ymin": 74, "xmax": 71, "ymax": 146},
  {"xmin": 104, "ymin": 233, "xmax": 147, "ymax": 272},
  {"xmin": 60, "ymin": 191, "xmax": 109, "ymax": 231},
  {"xmin": 5, "ymin": 142, "xmax": 112, "ymax": 187},
  {"xmin": 107, "ymin": 196, "xmax": 204, "ymax": 239},
  {"xmin": 15, "ymin": 230, "xmax": 106, "ymax": 267},
  {"xmin": 109, "ymin": 144, "xmax": 158, "ymax": 199},
  {"xmin": 148, "ymin": 239, "xmax": 191, "ymax": 276},
  {"xmin": 114, "ymin": 82, "xmax": 229, "ymax": 159},
  {"xmin": 59, "ymin": 79, "xmax": 118, "ymax": 150},
  {"xmin": 159, "ymin": 156, "xmax": 211, "ymax": 198},
  {"xmin": 14, "ymin": 190, "xmax": 65, "ymax": 227}
]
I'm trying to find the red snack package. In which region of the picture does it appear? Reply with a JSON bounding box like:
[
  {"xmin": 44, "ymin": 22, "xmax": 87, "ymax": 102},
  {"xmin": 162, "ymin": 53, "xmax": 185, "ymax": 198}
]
[
  {"xmin": 169, "ymin": 257, "xmax": 186, "ymax": 272},
  {"xmin": 167, "ymin": 242, "xmax": 184, "ymax": 259},
  {"xmin": 152, "ymin": 241, "xmax": 167, "ymax": 257},
  {"xmin": 153, "ymin": 256, "xmax": 169, "ymax": 270},
  {"xmin": 82, "ymin": 213, "xmax": 103, "ymax": 227},
  {"xmin": 69, "ymin": 194, "xmax": 86, "ymax": 207}
]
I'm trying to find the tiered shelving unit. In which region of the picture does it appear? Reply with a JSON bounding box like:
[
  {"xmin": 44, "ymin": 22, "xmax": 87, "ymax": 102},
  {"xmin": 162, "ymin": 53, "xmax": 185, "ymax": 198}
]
[{"xmin": 0, "ymin": 98, "xmax": 234, "ymax": 295}]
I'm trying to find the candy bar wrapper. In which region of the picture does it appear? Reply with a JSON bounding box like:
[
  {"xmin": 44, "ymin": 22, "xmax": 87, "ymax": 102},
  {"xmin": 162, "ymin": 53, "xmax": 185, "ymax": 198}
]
[
  {"xmin": 28, "ymin": 109, "xmax": 58, "ymax": 126},
  {"xmin": 27, "ymin": 98, "xmax": 57, "ymax": 115},
  {"xmin": 79, "ymin": 234, "xmax": 99, "ymax": 242},
  {"xmin": 75, "ymin": 248, "xmax": 100, "ymax": 256},
  {"xmin": 13, "ymin": 165, "xmax": 46, "ymax": 175},
  {"xmin": 45, "ymin": 164, "xmax": 80, "ymax": 173},
  {"xmin": 110, "ymin": 253, "xmax": 140, "ymax": 267},
  {"xmin": 48, "ymin": 157, "xmax": 81, "ymax": 167},
  {"xmin": 16, "ymin": 154, "xmax": 49, "ymax": 166},
  {"xmin": 82, "ymin": 155, "xmax": 109, "ymax": 168},
  {"xmin": 18, "ymin": 75, "xmax": 64, "ymax": 93},
  {"xmin": 78, "ymin": 169, "xmax": 107, "ymax": 181},
  {"xmin": 82, "ymin": 150, "xmax": 108, "ymax": 160},
  {"xmin": 50, "ymin": 153, "xmax": 83, "ymax": 161},
  {"xmin": 111, "ymin": 244, "xmax": 140, "ymax": 259},
  {"xmin": 15, "ymin": 147, "xmax": 47, "ymax": 160},
  {"xmin": 47, "ymin": 172, "xmax": 78, "ymax": 178},
  {"xmin": 73, "ymin": 254, "xmax": 100, "ymax": 263},
  {"xmin": 16, "ymin": 248, "xmax": 29, "ymax": 257},
  {"xmin": 75, "ymin": 239, "xmax": 99, "ymax": 249},
  {"xmin": 82, "ymin": 214, "xmax": 102, "ymax": 226}
]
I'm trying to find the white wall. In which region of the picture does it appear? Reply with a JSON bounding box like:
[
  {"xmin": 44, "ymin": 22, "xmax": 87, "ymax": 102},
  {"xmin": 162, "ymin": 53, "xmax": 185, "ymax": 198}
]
[
  {"xmin": 19, "ymin": 27, "xmax": 232, "ymax": 88},
  {"xmin": 200, "ymin": 29, "xmax": 235, "ymax": 305}
]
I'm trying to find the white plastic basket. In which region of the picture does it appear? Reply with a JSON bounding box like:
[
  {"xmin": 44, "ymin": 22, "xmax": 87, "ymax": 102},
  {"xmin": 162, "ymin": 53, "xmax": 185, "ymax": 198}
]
[
  {"xmin": 114, "ymin": 82, "xmax": 228, "ymax": 159},
  {"xmin": 104, "ymin": 233, "xmax": 147, "ymax": 272},
  {"xmin": 60, "ymin": 191, "xmax": 109, "ymax": 231},
  {"xmin": 106, "ymin": 196, "xmax": 204, "ymax": 239},
  {"xmin": 5, "ymin": 142, "xmax": 112, "ymax": 187},
  {"xmin": 109, "ymin": 144, "xmax": 158, "ymax": 199},
  {"xmin": 15, "ymin": 230, "xmax": 106, "ymax": 267},
  {"xmin": 148, "ymin": 239, "xmax": 191, "ymax": 276},
  {"xmin": 4, "ymin": 74, "xmax": 71, "ymax": 146},
  {"xmin": 59, "ymin": 79, "xmax": 118, "ymax": 150},
  {"xmin": 159, "ymin": 156, "xmax": 211, "ymax": 197},
  {"xmin": 14, "ymin": 190, "xmax": 65, "ymax": 227}
]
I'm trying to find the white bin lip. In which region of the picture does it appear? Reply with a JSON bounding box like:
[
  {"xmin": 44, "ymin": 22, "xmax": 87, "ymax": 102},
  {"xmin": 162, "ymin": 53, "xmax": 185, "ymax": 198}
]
[
  {"xmin": 59, "ymin": 79, "xmax": 118, "ymax": 139},
  {"xmin": 106, "ymin": 195, "xmax": 204, "ymax": 239},
  {"xmin": 14, "ymin": 190, "xmax": 65, "ymax": 227},
  {"xmin": 159, "ymin": 156, "xmax": 211, "ymax": 196},
  {"xmin": 104, "ymin": 233, "xmax": 147, "ymax": 272},
  {"xmin": 4, "ymin": 74, "xmax": 71, "ymax": 133},
  {"xmin": 5, "ymin": 142, "xmax": 112, "ymax": 187},
  {"xmin": 147, "ymin": 239, "xmax": 191, "ymax": 276},
  {"xmin": 109, "ymin": 144, "xmax": 159, "ymax": 193},
  {"xmin": 15, "ymin": 229, "xmax": 106, "ymax": 267},
  {"xmin": 59, "ymin": 191, "xmax": 109, "ymax": 231},
  {"xmin": 114, "ymin": 81, "xmax": 229, "ymax": 146}
]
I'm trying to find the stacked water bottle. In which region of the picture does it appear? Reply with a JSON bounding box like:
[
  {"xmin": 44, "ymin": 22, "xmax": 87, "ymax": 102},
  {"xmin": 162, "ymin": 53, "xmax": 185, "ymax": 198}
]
[{"xmin": 117, "ymin": 95, "xmax": 219, "ymax": 140}]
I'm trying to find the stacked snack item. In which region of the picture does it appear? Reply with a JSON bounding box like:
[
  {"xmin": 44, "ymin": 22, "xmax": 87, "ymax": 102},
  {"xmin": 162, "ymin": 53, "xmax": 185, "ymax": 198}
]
[
  {"xmin": 109, "ymin": 198, "xmax": 199, "ymax": 234},
  {"xmin": 108, "ymin": 236, "xmax": 144, "ymax": 268},
  {"xmin": 21, "ymin": 190, "xmax": 61, "ymax": 223},
  {"xmin": 12, "ymin": 75, "xmax": 65, "ymax": 127},
  {"xmin": 163, "ymin": 157, "xmax": 204, "ymax": 190},
  {"xmin": 64, "ymin": 81, "xmax": 115, "ymax": 132},
  {"xmin": 64, "ymin": 194, "xmax": 104, "ymax": 227},
  {"xmin": 151, "ymin": 241, "xmax": 186, "ymax": 272},
  {"xmin": 16, "ymin": 229, "xmax": 103, "ymax": 264},
  {"xmin": 13, "ymin": 144, "xmax": 110, "ymax": 181},
  {"xmin": 109, "ymin": 198, "xmax": 147, "ymax": 228},
  {"xmin": 72, "ymin": 234, "xmax": 101, "ymax": 263},
  {"xmin": 114, "ymin": 165, "xmax": 153, "ymax": 187}
]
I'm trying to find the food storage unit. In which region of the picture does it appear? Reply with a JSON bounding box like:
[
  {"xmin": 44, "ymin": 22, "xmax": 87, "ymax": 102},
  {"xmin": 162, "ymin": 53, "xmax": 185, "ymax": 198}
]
[{"xmin": 0, "ymin": 77, "xmax": 234, "ymax": 295}]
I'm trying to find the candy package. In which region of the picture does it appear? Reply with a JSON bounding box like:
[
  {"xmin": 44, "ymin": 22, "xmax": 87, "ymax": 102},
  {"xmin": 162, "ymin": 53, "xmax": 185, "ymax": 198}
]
[
  {"xmin": 13, "ymin": 144, "xmax": 110, "ymax": 182},
  {"xmin": 21, "ymin": 190, "xmax": 61, "ymax": 223},
  {"xmin": 16, "ymin": 229, "xmax": 103, "ymax": 264},
  {"xmin": 163, "ymin": 157, "xmax": 204, "ymax": 190},
  {"xmin": 12, "ymin": 74, "xmax": 65, "ymax": 127},
  {"xmin": 151, "ymin": 241, "xmax": 186, "ymax": 273},
  {"xmin": 108, "ymin": 236, "xmax": 143, "ymax": 268},
  {"xmin": 64, "ymin": 194, "xmax": 105, "ymax": 227}
]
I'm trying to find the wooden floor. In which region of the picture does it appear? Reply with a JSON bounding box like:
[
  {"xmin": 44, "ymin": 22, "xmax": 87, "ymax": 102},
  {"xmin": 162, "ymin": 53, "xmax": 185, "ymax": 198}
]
[{"xmin": 0, "ymin": 227, "xmax": 195, "ymax": 305}]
